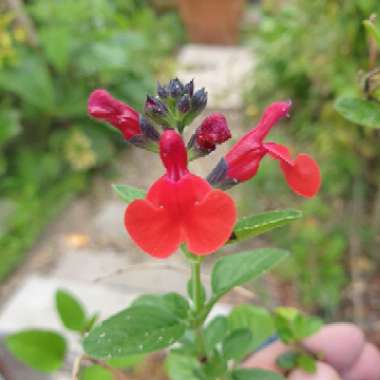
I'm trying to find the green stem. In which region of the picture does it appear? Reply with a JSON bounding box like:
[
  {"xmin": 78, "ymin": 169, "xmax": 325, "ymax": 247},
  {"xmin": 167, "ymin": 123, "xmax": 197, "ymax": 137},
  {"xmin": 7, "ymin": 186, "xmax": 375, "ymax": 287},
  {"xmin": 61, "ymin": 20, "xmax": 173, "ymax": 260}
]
[
  {"xmin": 191, "ymin": 259, "xmax": 202, "ymax": 313},
  {"xmin": 188, "ymin": 254, "xmax": 207, "ymax": 358}
]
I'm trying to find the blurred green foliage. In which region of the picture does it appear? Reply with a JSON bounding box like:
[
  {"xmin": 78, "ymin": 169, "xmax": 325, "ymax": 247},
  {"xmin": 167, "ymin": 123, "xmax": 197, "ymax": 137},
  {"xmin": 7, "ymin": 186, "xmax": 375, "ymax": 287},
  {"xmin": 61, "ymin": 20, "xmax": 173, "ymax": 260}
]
[
  {"xmin": 245, "ymin": 0, "xmax": 380, "ymax": 315},
  {"xmin": 0, "ymin": 0, "xmax": 184, "ymax": 279}
]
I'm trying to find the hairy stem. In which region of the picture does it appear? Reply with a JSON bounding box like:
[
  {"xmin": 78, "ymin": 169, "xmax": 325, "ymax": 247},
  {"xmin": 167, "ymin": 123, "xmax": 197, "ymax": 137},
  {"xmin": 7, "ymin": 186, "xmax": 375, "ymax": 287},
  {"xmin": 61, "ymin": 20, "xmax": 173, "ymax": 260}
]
[
  {"xmin": 189, "ymin": 256, "xmax": 208, "ymax": 359},
  {"xmin": 191, "ymin": 259, "xmax": 202, "ymax": 313}
]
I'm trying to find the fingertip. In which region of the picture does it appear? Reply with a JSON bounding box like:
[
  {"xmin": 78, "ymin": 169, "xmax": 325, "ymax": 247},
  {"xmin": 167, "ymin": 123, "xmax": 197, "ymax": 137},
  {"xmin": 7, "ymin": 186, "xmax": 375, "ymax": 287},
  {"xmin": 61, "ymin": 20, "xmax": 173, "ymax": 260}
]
[
  {"xmin": 302, "ymin": 323, "xmax": 365, "ymax": 371},
  {"xmin": 289, "ymin": 361, "xmax": 342, "ymax": 380},
  {"xmin": 243, "ymin": 341, "xmax": 287, "ymax": 372},
  {"xmin": 342, "ymin": 343, "xmax": 380, "ymax": 380}
]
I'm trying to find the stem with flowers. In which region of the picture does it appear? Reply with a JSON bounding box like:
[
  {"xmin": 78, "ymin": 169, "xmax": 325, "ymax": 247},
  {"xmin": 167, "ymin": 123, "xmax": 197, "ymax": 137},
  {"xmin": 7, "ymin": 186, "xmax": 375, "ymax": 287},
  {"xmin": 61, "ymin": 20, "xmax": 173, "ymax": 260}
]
[
  {"xmin": 4, "ymin": 77, "xmax": 324, "ymax": 379},
  {"xmin": 83, "ymin": 78, "xmax": 323, "ymax": 379}
]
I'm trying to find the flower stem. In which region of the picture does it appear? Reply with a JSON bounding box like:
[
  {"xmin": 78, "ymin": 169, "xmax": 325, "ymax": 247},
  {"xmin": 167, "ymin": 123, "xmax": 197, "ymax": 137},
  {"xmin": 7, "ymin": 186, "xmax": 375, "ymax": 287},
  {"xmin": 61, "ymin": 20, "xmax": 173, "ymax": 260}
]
[
  {"xmin": 191, "ymin": 259, "xmax": 202, "ymax": 313},
  {"xmin": 188, "ymin": 254, "xmax": 207, "ymax": 359}
]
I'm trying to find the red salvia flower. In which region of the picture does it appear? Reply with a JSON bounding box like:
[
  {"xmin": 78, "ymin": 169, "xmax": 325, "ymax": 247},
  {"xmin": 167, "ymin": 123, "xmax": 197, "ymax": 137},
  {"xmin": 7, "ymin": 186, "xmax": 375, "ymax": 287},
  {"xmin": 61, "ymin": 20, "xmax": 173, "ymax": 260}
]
[
  {"xmin": 208, "ymin": 101, "xmax": 321, "ymax": 198},
  {"xmin": 197, "ymin": 113, "xmax": 231, "ymax": 149},
  {"xmin": 88, "ymin": 89, "xmax": 141, "ymax": 140},
  {"xmin": 124, "ymin": 129, "xmax": 237, "ymax": 258}
]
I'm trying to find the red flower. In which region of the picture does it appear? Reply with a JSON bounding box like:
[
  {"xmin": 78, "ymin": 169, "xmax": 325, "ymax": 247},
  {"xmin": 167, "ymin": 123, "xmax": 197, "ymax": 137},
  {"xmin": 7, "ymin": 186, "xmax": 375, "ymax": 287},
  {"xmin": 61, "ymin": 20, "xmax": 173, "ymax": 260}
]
[
  {"xmin": 88, "ymin": 89, "xmax": 141, "ymax": 140},
  {"xmin": 196, "ymin": 113, "xmax": 231, "ymax": 151},
  {"xmin": 208, "ymin": 101, "xmax": 321, "ymax": 198},
  {"xmin": 124, "ymin": 130, "xmax": 237, "ymax": 258}
]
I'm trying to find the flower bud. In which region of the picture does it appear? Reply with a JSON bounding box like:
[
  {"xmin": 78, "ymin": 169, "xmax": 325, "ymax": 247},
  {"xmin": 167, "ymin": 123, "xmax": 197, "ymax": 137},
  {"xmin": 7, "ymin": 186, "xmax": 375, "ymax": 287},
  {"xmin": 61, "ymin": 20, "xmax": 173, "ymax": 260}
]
[
  {"xmin": 168, "ymin": 78, "xmax": 184, "ymax": 99},
  {"xmin": 139, "ymin": 115, "xmax": 160, "ymax": 141},
  {"xmin": 88, "ymin": 89, "xmax": 141, "ymax": 140},
  {"xmin": 157, "ymin": 82, "xmax": 169, "ymax": 99},
  {"xmin": 191, "ymin": 88, "xmax": 208, "ymax": 114},
  {"xmin": 144, "ymin": 95, "xmax": 168, "ymax": 117},
  {"xmin": 184, "ymin": 79, "xmax": 194, "ymax": 97},
  {"xmin": 88, "ymin": 89, "xmax": 158, "ymax": 152},
  {"xmin": 177, "ymin": 94, "xmax": 191, "ymax": 114},
  {"xmin": 188, "ymin": 113, "xmax": 231, "ymax": 159}
]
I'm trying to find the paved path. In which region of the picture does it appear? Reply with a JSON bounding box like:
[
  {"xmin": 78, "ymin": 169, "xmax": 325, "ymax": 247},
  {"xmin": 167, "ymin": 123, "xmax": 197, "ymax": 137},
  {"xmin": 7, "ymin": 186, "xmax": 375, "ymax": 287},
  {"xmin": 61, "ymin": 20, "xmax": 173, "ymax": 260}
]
[{"xmin": 0, "ymin": 44, "xmax": 254, "ymax": 379}]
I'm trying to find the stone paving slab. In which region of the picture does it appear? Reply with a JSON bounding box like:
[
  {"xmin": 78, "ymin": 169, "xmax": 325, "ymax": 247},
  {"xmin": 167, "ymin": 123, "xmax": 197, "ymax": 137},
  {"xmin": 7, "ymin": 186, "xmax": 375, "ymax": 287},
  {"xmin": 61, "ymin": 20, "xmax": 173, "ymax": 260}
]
[
  {"xmin": 51, "ymin": 249, "xmax": 191, "ymax": 295},
  {"xmin": 176, "ymin": 44, "xmax": 254, "ymax": 110}
]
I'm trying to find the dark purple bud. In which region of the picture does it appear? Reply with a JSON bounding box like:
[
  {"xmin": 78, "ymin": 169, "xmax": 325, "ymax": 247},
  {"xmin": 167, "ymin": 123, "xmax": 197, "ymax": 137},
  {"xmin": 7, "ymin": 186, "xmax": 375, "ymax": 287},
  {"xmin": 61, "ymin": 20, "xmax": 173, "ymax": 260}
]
[
  {"xmin": 168, "ymin": 78, "xmax": 184, "ymax": 98},
  {"xmin": 207, "ymin": 158, "xmax": 237, "ymax": 189},
  {"xmin": 144, "ymin": 95, "xmax": 168, "ymax": 117},
  {"xmin": 177, "ymin": 94, "xmax": 191, "ymax": 114},
  {"xmin": 157, "ymin": 82, "xmax": 169, "ymax": 99},
  {"xmin": 184, "ymin": 79, "xmax": 194, "ymax": 97},
  {"xmin": 139, "ymin": 115, "xmax": 160, "ymax": 141},
  {"xmin": 207, "ymin": 158, "xmax": 228, "ymax": 185},
  {"xmin": 191, "ymin": 88, "xmax": 208, "ymax": 114}
]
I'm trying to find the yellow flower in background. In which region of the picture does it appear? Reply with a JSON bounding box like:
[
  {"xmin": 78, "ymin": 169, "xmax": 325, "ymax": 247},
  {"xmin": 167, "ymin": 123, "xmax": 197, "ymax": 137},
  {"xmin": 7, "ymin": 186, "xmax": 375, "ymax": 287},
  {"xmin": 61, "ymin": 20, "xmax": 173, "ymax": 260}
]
[
  {"xmin": 64, "ymin": 129, "xmax": 97, "ymax": 171},
  {"xmin": 0, "ymin": 13, "xmax": 26, "ymax": 67}
]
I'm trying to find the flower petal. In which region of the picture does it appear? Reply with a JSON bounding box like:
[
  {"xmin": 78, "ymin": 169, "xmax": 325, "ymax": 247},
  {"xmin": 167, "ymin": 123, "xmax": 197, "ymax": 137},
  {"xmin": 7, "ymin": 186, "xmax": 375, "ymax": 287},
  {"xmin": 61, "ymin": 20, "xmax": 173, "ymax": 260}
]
[
  {"xmin": 124, "ymin": 199, "xmax": 182, "ymax": 258},
  {"xmin": 88, "ymin": 89, "xmax": 141, "ymax": 140},
  {"xmin": 265, "ymin": 142, "xmax": 321, "ymax": 198},
  {"xmin": 183, "ymin": 190, "xmax": 237, "ymax": 255},
  {"xmin": 281, "ymin": 153, "xmax": 321, "ymax": 197},
  {"xmin": 263, "ymin": 142, "xmax": 293, "ymax": 165}
]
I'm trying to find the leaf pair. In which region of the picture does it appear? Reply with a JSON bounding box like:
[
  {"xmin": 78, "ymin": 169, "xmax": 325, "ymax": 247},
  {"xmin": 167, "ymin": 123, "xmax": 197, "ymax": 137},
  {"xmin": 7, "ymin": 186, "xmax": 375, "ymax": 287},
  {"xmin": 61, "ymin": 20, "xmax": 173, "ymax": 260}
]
[
  {"xmin": 5, "ymin": 289, "xmax": 94, "ymax": 373},
  {"xmin": 83, "ymin": 293, "xmax": 189, "ymax": 359}
]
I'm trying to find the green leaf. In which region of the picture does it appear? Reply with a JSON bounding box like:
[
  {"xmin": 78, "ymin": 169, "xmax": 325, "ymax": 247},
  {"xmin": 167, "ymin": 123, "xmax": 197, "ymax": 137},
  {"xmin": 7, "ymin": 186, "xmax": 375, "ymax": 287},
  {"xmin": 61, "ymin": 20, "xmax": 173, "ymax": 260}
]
[
  {"xmin": 223, "ymin": 328, "xmax": 253, "ymax": 361},
  {"xmin": 204, "ymin": 350, "xmax": 227, "ymax": 378},
  {"xmin": 0, "ymin": 108, "xmax": 21, "ymax": 146},
  {"xmin": 273, "ymin": 308, "xmax": 323, "ymax": 344},
  {"xmin": 40, "ymin": 26, "xmax": 72, "ymax": 72},
  {"xmin": 335, "ymin": 97, "xmax": 380, "ymax": 129},
  {"xmin": 297, "ymin": 353, "xmax": 317, "ymax": 373},
  {"xmin": 84, "ymin": 312, "xmax": 100, "ymax": 333},
  {"xmin": 276, "ymin": 351, "xmax": 299, "ymax": 371},
  {"xmin": 5, "ymin": 329, "xmax": 66, "ymax": 373},
  {"xmin": 132, "ymin": 293, "xmax": 189, "ymax": 320},
  {"xmin": 165, "ymin": 352, "xmax": 202, "ymax": 380},
  {"xmin": 112, "ymin": 184, "xmax": 146, "ymax": 204},
  {"xmin": 83, "ymin": 305, "xmax": 186, "ymax": 359},
  {"xmin": 231, "ymin": 368, "xmax": 286, "ymax": 380},
  {"xmin": 55, "ymin": 289, "xmax": 87, "ymax": 332},
  {"xmin": 204, "ymin": 316, "xmax": 229, "ymax": 352},
  {"xmin": 228, "ymin": 305, "xmax": 275, "ymax": 350},
  {"xmin": 294, "ymin": 315, "xmax": 323, "ymax": 341},
  {"xmin": 0, "ymin": 56, "xmax": 55, "ymax": 111},
  {"xmin": 80, "ymin": 365, "xmax": 113, "ymax": 380},
  {"xmin": 229, "ymin": 210, "xmax": 302, "ymax": 243},
  {"xmin": 211, "ymin": 249, "xmax": 289, "ymax": 297}
]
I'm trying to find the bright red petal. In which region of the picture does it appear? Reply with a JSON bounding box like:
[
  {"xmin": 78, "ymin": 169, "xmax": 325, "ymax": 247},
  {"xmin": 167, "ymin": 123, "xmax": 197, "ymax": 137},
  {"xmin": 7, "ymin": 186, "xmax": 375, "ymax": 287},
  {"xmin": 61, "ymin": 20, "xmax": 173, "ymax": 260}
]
[
  {"xmin": 280, "ymin": 153, "xmax": 321, "ymax": 198},
  {"xmin": 264, "ymin": 142, "xmax": 293, "ymax": 165},
  {"xmin": 124, "ymin": 199, "xmax": 181, "ymax": 258},
  {"xmin": 183, "ymin": 190, "xmax": 237, "ymax": 255},
  {"xmin": 264, "ymin": 142, "xmax": 321, "ymax": 197}
]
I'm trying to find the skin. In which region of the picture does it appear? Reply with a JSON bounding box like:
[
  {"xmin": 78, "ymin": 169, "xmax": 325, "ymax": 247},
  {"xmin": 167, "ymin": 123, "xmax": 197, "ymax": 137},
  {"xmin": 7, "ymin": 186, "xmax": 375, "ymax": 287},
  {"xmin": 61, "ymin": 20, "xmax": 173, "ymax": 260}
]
[{"xmin": 244, "ymin": 323, "xmax": 380, "ymax": 380}]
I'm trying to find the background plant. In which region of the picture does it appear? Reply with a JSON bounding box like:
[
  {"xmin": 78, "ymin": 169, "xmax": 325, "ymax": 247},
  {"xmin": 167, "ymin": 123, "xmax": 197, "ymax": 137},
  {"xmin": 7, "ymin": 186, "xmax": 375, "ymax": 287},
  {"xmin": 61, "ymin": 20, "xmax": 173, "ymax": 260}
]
[
  {"xmin": 244, "ymin": 0, "xmax": 380, "ymax": 317},
  {"xmin": 0, "ymin": 0, "xmax": 184, "ymax": 280}
]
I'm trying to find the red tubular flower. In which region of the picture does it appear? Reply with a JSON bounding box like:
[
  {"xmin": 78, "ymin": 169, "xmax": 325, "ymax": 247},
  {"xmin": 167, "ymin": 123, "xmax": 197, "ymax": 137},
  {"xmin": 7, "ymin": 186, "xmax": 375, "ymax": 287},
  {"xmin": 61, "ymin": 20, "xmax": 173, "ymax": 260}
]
[
  {"xmin": 88, "ymin": 89, "xmax": 141, "ymax": 140},
  {"xmin": 124, "ymin": 130, "xmax": 237, "ymax": 258},
  {"xmin": 196, "ymin": 113, "xmax": 231, "ymax": 151},
  {"xmin": 207, "ymin": 101, "xmax": 321, "ymax": 198},
  {"xmin": 188, "ymin": 113, "xmax": 231, "ymax": 159}
]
